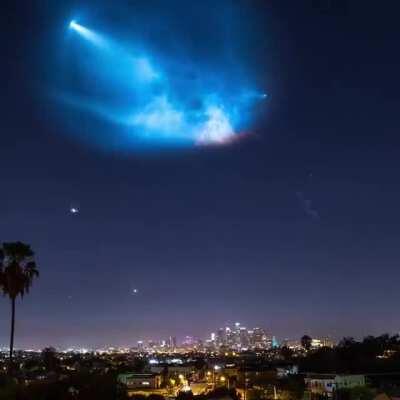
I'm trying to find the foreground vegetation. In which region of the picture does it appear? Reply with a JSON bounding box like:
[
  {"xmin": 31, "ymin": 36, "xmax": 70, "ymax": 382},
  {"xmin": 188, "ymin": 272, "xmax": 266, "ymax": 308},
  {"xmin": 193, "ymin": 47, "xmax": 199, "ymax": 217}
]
[{"xmin": 0, "ymin": 335, "xmax": 400, "ymax": 400}]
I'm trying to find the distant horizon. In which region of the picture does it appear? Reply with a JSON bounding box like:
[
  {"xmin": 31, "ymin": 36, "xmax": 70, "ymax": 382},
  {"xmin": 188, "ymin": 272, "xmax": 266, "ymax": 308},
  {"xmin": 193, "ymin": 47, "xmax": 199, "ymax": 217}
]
[{"xmin": 1, "ymin": 326, "xmax": 399, "ymax": 351}]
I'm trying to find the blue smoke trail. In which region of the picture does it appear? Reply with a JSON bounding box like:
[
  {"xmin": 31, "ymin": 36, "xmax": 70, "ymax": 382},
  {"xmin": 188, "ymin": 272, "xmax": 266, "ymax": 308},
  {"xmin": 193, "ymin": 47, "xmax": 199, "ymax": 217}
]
[{"xmin": 54, "ymin": 18, "xmax": 266, "ymax": 151}]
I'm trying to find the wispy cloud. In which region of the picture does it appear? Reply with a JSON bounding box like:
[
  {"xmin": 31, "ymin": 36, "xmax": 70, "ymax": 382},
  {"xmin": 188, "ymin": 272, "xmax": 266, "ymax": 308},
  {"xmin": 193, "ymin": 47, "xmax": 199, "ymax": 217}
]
[{"xmin": 296, "ymin": 191, "xmax": 320, "ymax": 220}]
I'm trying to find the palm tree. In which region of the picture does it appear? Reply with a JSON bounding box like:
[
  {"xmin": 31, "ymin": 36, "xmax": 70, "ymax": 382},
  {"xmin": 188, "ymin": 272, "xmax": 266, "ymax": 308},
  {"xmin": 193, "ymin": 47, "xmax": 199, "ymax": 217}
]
[{"xmin": 0, "ymin": 242, "xmax": 39, "ymax": 369}]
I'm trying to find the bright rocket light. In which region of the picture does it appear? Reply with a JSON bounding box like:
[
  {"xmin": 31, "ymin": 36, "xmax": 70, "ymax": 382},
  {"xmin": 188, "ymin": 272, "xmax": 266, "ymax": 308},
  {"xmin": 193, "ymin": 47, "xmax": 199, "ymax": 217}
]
[
  {"xmin": 68, "ymin": 21, "xmax": 107, "ymax": 48},
  {"xmin": 54, "ymin": 17, "xmax": 267, "ymax": 150}
]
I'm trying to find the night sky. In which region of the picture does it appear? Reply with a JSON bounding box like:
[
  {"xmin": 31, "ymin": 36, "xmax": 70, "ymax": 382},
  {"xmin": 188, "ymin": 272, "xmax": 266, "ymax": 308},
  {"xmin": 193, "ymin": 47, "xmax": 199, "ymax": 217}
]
[{"xmin": 1, "ymin": 0, "xmax": 400, "ymax": 349}]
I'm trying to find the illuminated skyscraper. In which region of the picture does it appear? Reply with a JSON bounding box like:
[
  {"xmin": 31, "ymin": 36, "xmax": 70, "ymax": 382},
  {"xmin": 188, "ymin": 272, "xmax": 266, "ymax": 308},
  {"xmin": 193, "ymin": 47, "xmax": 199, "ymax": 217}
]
[
  {"xmin": 210, "ymin": 323, "xmax": 272, "ymax": 350},
  {"xmin": 169, "ymin": 336, "xmax": 177, "ymax": 349}
]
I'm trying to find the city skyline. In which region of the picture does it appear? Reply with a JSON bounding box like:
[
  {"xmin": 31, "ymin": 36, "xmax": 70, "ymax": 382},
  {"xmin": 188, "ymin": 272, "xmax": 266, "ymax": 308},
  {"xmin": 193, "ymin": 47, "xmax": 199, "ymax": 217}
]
[{"xmin": 0, "ymin": 318, "xmax": 368, "ymax": 351}]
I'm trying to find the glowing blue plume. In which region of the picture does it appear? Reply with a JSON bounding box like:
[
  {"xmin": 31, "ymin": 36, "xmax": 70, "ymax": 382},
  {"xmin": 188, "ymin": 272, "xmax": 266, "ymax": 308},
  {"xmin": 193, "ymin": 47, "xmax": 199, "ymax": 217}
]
[
  {"xmin": 69, "ymin": 21, "xmax": 108, "ymax": 49},
  {"xmin": 52, "ymin": 18, "xmax": 267, "ymax": 150},
  {"xmin": 129, "ymin": 96, "xmax": 185, "ymax": 134},
  {"xmin": 196, "ymin": 106, "xmax": 234, "ymax": 145}
]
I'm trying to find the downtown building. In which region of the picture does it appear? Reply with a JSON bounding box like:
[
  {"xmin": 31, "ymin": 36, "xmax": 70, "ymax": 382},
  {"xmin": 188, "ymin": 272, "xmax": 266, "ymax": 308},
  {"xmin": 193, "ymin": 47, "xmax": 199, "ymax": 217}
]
[{"xmin": 208, "ymin": 323, "xmax": 272, "ymax": 351}]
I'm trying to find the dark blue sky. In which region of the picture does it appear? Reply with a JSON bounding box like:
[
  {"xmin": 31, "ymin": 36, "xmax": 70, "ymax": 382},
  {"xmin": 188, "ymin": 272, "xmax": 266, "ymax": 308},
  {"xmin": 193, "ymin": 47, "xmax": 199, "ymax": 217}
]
[{"xmin": 1, "ymin": 0, "xmax": 400, "ymax": 348}]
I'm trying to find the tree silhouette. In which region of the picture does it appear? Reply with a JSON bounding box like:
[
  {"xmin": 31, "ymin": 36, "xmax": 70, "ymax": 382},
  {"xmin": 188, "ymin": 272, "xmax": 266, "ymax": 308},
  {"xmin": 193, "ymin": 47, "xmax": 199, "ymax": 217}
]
[
  {"xmin": 0, "ymin": 242, "xmax": 39, "ymax": 371},
  {"xmin": 42, "ymin": 347, "xmax": 59, "ymax": 372},
  {"xmin": 301, "ymin": 335, "xmax": 312, "ymax": 351}
]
